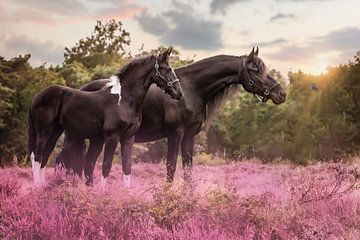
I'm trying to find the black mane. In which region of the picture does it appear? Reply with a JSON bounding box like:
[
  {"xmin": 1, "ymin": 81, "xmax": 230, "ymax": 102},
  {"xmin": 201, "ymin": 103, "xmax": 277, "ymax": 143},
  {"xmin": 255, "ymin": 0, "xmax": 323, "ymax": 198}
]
[
  {"xmin": 204, "ymin": 84, "xmax": 240, "ymax": 126},
  {"xmin": 115, "ymin": 55, "xmax": 156, "ymax": 82},
  {"xmin": 188, "ymin": 55, "xmax": 245, "ymax": 126}
]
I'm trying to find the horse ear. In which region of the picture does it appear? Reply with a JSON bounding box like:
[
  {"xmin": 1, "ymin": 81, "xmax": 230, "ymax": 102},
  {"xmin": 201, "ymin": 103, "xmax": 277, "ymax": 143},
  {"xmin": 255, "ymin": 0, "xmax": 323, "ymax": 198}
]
[
  {"xmin": 255, "ymin": 46, "xmax": 259, "ymax": 56},
  {"xmin": 160, "ymin": 46, "xmax": 173, "ymax": 63},
  {"xmin": 247, "ymin": 47, "xmax": 255, "ymax": 62},
  {"xmin": 166, "ymin": 46, "xmax": 173, "ymax": 55}
]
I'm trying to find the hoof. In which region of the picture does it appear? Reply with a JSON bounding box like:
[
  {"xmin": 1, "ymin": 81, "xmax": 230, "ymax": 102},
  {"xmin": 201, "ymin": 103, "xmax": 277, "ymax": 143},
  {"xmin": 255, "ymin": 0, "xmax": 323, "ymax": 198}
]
[{"xmin": 123, "ymin": 174, "xmax": 131, "ymax": 188}]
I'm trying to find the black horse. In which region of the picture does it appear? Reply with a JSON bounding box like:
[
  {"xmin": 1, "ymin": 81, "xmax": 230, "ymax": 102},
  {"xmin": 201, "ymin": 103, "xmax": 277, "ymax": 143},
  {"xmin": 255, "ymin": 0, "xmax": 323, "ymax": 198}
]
[
  {"xmin": 57, "ymin": 47, "xmax": 286, "ymax": 185},
  {"xmin": 28, "ymin": 47, "xmax": 183, "ymax": 189}
]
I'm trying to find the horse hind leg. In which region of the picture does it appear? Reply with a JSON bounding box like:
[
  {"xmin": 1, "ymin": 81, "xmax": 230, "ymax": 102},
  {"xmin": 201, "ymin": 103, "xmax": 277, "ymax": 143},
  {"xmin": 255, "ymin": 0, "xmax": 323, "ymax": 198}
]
[
  {"xmin": 40, "ymin": 125, "xmax": 64, "ymax": 184},
  {"xmin": 32, "ymin": 125, "xmax": 56, "ymax": 187},
  {"xmin": 121, "ymin": 136, "xmax": 135, "ymax": 188},
  {"xmin": 56, "ymin": 135, "xmax": 84, "ymax": 175},
  {"xmin": 68, "ymin": 138, "xmax": 86, "ymax": 177},
  {"xmin": 31, "ymin": 151, "xmax": 41, "ymax": 186},
  {"xmin": 32, "ymin": 134, "xmax": 49, "ymax": 186}
]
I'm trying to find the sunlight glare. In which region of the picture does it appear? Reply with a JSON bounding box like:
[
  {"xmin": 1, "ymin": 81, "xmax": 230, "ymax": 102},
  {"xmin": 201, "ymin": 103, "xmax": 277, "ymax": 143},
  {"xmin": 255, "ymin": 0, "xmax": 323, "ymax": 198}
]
[{"xmin": 311, "ymin": 61, "xmax": 329, "ymax": 75}]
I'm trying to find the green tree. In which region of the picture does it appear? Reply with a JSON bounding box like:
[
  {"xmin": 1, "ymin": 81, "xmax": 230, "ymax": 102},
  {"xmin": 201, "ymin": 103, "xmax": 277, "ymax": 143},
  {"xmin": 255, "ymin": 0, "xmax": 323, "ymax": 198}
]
[
  {"xmin": 0, "ymin": 55, "xmax": 65, "ymax": 165},
  {"xmin": 59, "ymin": 61, "xmax": 90, "ymax": 88},
  {"xmin": 64, "ymin": 20, "xmax": 130, "ymax": 69}
]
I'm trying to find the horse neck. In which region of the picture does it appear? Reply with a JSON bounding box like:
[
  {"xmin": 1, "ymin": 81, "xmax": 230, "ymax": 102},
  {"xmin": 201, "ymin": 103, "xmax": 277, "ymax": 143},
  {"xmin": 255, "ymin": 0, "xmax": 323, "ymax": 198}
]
[
  {"xmin": 119, "ymin": 64, "xmax": 153, "ymax": 111},
  {"xmin": 181, "ymin": 55, "xmax": 242, "ymax": 104}
]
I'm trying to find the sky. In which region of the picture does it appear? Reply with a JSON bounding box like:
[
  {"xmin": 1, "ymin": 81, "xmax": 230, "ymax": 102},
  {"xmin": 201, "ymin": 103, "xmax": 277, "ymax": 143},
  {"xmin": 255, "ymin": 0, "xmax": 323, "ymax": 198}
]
[{"xmin": 0, "ymin": 0, "xmax": 359, "ymax": 75}]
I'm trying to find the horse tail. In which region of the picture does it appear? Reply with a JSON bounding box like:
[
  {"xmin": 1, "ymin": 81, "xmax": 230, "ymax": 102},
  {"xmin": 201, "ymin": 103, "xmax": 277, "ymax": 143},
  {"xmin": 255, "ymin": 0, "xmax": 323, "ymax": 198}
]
[{"xmin": 27, "ymin": 103, "xmax": 36, "ymax": 162}]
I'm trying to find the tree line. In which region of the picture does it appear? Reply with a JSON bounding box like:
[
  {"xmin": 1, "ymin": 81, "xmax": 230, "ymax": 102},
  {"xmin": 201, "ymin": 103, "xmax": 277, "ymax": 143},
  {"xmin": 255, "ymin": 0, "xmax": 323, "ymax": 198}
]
[{"xmin": 0, "ymin": 20, "xmax": 359, "ymax": 165}]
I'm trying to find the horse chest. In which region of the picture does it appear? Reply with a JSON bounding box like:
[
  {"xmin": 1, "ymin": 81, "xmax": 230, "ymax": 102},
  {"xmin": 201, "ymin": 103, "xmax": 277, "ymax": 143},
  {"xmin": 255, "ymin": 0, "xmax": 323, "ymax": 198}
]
[
  {"xmin": 180, "ymin": 102, "xmax": 205, "ymax": 135},
  {"xmin": 181, "ymin": 103, "xmax": 203, "ymax": 126}
]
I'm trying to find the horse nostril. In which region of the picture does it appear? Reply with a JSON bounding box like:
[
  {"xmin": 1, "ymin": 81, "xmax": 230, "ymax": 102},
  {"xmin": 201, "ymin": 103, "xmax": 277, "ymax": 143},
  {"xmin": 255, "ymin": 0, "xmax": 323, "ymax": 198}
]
[{"xmin": 280, "ymin": 91, "xmax": 286, "ymax": 98}]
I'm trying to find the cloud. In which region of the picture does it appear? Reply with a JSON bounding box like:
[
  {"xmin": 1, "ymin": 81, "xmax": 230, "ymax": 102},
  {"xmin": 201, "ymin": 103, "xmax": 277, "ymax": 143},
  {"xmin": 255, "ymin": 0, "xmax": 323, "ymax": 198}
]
[
  {"xmin": 267, "ymin": 45, "xmax": 315, "ymax": 61},
  {"xmin": 210, "ymin": 0, "xmax": 250, "ymax": 14},
  {"xmin": 267, "ymin": 27, "xmax": 360, "ymax": 62},
  {"xmin": 171, "ymin": 0, "xmax": 195, "ymax": 12},
  {"xmin": 1, "ymin": 35, "xmax": 64, "ymax": 66},
  {"xmin": 256, "ymin": 39, "xmax": 289, "ymax": 47},
  {"xmin": 209, "ymin": 0, "xmax": 335, "ymax": 14},
  {"xmin": 135, "ymin": 12, "xmax": 169, "ymax": 35},
  {"xmin": 87, "ymin": 0, "xmax": 144, "ymax": 20},
  {"xmin": 312, "ymin": 27, "xmax": 360, "ymax": 50},
  {"xmin": 276, "ymin": 0, "xmax": 335, "ymax": 1},
  {"xmin": 0, "ymin": 0, "xmax": 87, "ymax": 26},
  {"xmin": 15, "ymin": 0, "xmax": 88, "ymax": 16},
  {"xmin": 0, "ymin": 0, "xmax": 143, "ymax": 26},
  {"xmin": 95, "ymin": 5, "xmax": 144, "ymax": 20},
  {"xmin": 136, "ymin": 3, "xmax": 223, "ymax": 51},
  {"xmin": 270, "ymin": 13, "xmax": 295, "ymax": 22}
]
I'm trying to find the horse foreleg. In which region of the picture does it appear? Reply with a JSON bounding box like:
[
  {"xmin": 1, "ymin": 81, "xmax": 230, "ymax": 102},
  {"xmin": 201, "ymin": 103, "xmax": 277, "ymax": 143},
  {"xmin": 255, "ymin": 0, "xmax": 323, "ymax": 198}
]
[
  {"xmin": 56, "ymin": 136, "xmax": 86, "ymax": 177},
  {"xmin": 84, "ymin": 138, "xmax": 104, "ymax": 186},
  {"xmin": 121, "ymin": 136, "xmax": 135, "ymax": 188},
  {"xmin": 101, "ymin": 136, "xmax": 119, "ymax": 192},
  {"xmin": 166, "ymin": 130, "xmax": 184, "ymax": 182},
  {"xmin": 70, "ymin": 139, "xmax": 86, "ymax": 177},
  {"xmin": 181, "ymin": 137, "xmax": 195, "ymax": 182}
]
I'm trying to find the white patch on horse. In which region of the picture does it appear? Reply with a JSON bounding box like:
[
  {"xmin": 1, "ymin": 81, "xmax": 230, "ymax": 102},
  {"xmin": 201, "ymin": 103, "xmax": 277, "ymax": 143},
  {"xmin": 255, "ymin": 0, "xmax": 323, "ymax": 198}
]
[
  {"xmin": 40, "ymin": 167, "xmax": 46, "ymax": 185},
  {"xmin": 123, "ymin": 174, "xmax": 131, "ymax": 188},
  {"xmin": 100, "ymin": 175, "xmax": 108, "ymax": 193},
  {"xmin": 106, "ymin": 75, "xmax": 121, "ymax": 105},
  {"xmin": 31, "ymin": 152, "xmax": 41, "ymax": 187}
]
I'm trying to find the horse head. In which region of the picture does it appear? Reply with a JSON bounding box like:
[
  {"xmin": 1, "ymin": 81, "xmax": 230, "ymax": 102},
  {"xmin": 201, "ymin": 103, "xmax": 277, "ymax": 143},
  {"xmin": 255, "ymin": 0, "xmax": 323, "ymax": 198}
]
[
  {"xmin": 239, "ymin": 47, "xmax": 286, "ymax": 104},
  {"xmin": 152, "ymin": 46, "xmax": 183, "ymax": 100}
]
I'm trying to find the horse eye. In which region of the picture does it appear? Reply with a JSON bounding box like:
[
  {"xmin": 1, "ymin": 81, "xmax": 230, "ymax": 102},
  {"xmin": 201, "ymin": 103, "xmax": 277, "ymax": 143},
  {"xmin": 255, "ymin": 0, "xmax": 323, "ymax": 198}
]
[{"xmin": 251, "ymin": 67, "xmax": 259, "ymax": 73}]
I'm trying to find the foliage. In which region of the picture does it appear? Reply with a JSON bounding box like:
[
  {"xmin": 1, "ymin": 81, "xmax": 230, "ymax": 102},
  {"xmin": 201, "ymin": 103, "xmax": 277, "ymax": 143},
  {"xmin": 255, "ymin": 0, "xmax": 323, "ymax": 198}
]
[
  {"xmin": 64, "ymin": 20, "xmax": 130, "ymax": 69},
  {"xmin": 1, "ymin": 161, "xmax": 360, "ymax": 239}
]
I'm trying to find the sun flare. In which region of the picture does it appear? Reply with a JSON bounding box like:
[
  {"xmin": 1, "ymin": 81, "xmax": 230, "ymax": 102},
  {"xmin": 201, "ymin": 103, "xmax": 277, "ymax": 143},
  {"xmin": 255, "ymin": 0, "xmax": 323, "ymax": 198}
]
[{"xmin": 311, "ymin": 61, "xmax": 329, "ymax": 75}]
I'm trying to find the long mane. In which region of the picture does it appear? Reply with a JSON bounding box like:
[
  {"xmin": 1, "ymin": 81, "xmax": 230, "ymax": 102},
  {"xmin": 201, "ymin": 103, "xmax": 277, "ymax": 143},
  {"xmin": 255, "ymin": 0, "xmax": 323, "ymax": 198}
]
[
  {"xmin": 203, "ymin": 84, "xmax": 240, "ymax": 127},
  {"xmin": 200, "ymin": 55, "xmax": 246, "ymax": 127},
  {"xmin": 99, "ymin": 54, "xmax": 156, "ymax": 92}
]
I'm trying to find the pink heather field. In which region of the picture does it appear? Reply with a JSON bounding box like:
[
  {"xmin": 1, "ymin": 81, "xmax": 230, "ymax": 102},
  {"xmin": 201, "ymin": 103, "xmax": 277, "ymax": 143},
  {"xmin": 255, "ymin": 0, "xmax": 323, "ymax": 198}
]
[{"xmin": 1, "ymin": 159, "xmax": 360, "ymax": 239}]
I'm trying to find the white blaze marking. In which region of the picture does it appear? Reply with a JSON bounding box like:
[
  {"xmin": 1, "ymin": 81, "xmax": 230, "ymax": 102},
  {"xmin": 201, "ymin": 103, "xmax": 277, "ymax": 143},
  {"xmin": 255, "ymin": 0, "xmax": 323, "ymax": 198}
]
[
  {"xmin": 123, "ymin": 174, "xmax": 131, "ymax": 188},
  {"xmin": 100, "ymin": 175, "xmax": 108, "ymax": 193},
  {"xmin": 39, "ymin": 167, "xmax": 46, "ymax": 186},
  {"xmin": 106, "ymin": 75, "xmax": 121, "ymax": 105},
  {"xmin": 31, "ymin": 152, "xmax": 41, "ymax": 187}
]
